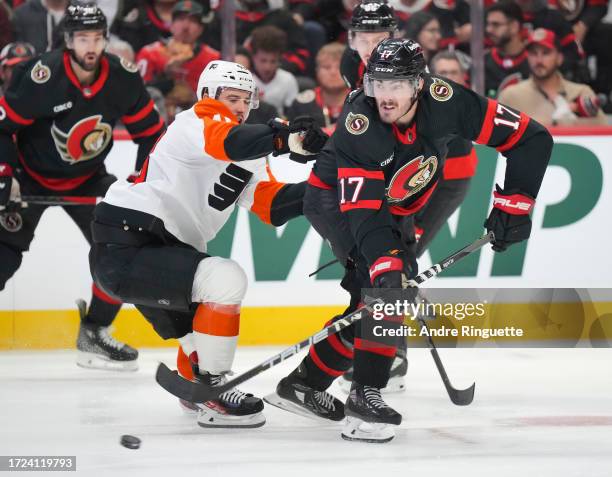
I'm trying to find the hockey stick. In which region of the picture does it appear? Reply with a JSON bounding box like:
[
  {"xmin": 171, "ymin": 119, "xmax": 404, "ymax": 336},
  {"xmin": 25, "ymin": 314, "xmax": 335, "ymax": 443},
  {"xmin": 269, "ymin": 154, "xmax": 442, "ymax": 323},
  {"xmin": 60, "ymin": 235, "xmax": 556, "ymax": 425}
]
[
  {"xmin": 415, "ymin": 293, "xmax": 476, "ymax": 406},
  {"xmin": 155, "ymin": 231, "xmax": 494, "ymax": 403},
  {"xmin": 18, "ymin": 195, "xmax": 101, "ymax": 206}
]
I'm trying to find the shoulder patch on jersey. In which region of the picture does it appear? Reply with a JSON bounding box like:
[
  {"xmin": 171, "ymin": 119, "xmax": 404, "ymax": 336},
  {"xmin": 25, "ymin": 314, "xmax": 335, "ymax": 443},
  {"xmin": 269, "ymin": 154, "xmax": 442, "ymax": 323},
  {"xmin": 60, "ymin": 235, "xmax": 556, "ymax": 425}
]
[
  {"xmin": 0, "ymin": 211, "xmax": 23, "ymax": 233},
  {"xmin": 31, "ymin": 61, "xmax": 51, "ymax": 84},
  {"xmin": 120, "ymin": 57, "xmax": 139, "ymax": 73},
  {"xmin": 296, "ymin": 89, "xmax": 316, "ymax": 104},
  {"xmin": 430, "ymin": 78, "xmax": 453, "ymax": 102},
  {"xmin": 345, "ymin": 112, "xmax": 369, "ymax": 135},
  {"xmin": 0, "ymin": 106, "xmax": 6, "ymax": 121}
]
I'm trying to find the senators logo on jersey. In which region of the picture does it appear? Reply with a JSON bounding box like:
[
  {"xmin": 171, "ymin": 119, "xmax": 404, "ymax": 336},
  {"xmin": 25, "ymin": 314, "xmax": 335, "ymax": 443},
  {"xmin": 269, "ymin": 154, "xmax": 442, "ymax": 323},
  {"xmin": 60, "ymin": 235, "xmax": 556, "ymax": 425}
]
[
  {"xmin": 386, "ymin": 155, "xmax": 438, "ymax": 203},
  {"xmin": 51, "ymin": 115, "xmax": 112, "ymax": 164}
]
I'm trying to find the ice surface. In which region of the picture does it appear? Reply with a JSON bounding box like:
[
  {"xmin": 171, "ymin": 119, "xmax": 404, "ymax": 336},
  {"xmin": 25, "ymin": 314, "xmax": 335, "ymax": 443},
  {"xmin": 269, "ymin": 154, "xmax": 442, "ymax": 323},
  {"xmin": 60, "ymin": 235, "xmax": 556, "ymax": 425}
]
[{"xmin": 1, "ymin": 347, "xmax": 611, "ymax": 477}]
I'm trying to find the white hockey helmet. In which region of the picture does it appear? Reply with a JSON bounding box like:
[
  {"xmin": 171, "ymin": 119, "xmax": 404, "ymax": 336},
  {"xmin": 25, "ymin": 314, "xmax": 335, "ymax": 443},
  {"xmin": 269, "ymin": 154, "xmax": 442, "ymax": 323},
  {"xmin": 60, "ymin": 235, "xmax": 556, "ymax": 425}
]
[{"xmin": 197, "ymin": 60, "xmax": 260, "ymax": 109}]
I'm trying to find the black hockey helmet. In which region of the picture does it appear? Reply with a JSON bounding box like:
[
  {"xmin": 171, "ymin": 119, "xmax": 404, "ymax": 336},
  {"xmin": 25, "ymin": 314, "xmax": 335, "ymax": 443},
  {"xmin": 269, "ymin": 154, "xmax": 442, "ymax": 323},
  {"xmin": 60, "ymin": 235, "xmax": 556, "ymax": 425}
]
[
  {"xmin": 365, "ymin": 38, "xmax": 426, "ymax": 80},
  {"xmin": 63, "ymin": 0, "xmax": 108, "ymax": 35},
  {"xmin": 0, "ymin": 42, "xmax": 36, "ymax": 67},
  {"xmin": 350, "ymin": 1, "xmax": 398, "ymax": 32}
]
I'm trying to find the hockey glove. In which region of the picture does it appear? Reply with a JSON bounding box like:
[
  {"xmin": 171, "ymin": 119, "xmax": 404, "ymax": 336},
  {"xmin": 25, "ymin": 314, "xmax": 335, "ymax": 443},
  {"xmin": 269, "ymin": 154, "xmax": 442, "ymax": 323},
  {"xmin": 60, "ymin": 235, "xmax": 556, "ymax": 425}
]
[
  {"xmin": 484, "ymin": 185, "xmax": 535, "ymax": 252},
  {"xmin": 369, "ymin": 249, "xmax": 418, "ymax": 289},
  {"xmin": 0, "ymin": 163, "xmax": 20, "ymax": 210},
  {"xmin": 269, "ymin": 116, "xmax": 329, "ymax": 161}
]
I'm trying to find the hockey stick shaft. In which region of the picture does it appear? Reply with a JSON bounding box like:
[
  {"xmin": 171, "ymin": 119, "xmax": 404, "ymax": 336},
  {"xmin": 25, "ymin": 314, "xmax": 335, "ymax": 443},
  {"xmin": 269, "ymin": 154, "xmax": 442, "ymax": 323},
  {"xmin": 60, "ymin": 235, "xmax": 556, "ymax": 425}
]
[
  {"xmin": 19, "ymin": 195, "xmax": 101, "ymax": 206},
  {"xmin": 156, "ymin": 232, "xmax": 495, "ymax": 403}
]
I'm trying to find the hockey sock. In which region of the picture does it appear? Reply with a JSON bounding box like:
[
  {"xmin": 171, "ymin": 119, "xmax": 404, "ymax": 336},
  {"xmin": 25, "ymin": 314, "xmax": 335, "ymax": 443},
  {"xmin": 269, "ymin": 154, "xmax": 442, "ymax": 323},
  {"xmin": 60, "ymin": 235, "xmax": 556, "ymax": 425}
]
[
  {"xmin": 192, "ymin": 303, "xmax": 240, "ymax": 375},
  {"xmin": 294, "ymin": 314, "xmax": 355, "ymax": 391},
  {"xmin": 84, "ymin": 284, "xmax": 122, "ymax": 327}
]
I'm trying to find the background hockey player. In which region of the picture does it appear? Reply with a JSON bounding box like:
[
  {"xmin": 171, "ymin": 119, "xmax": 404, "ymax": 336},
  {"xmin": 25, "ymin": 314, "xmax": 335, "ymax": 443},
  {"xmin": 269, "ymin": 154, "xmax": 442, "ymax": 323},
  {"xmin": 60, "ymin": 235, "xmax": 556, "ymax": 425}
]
[
  {"xmin": 89, "ymin": 60, "xmax": 327, "ymax": 429},
  {"xmin": 265, "ymin": 38, "xmax": 552, "ymax": 443},
  {"xmin": 0, "ymin": 42, "xmax": 36, "ymax": 96},
  {"xmin": 0, "ymin": 0, "xmax": 164, "ymax": 371}
]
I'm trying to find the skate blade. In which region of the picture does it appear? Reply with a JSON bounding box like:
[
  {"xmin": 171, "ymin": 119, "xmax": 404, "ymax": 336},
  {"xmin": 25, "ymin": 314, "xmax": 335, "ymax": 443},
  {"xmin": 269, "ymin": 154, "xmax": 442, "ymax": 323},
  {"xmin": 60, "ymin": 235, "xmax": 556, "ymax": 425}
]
[
  {"xmin": 76, "ymin": 351, "xmax": 138, "ymax": 372},
  {"xmin": 338, "ymin": 376, "xmax": 406, "ymax": 395},
  {"xmin": 263, "ymin": 392, "xmax": 343, "ymax": 423},
  {"xmin": 341, "ymin": 416, "xmax": 395, "ymax": 443},
  {"xmin": 197, "ymin": 409, "xmax": 266, "ymax": 429}
]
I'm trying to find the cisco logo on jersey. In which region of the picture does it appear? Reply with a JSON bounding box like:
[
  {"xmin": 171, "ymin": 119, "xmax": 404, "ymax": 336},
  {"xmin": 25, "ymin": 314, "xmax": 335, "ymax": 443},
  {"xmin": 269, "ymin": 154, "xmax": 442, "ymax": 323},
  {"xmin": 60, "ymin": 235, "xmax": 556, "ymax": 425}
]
[
  {"xmin": 386, "ymin": 155, "xmax": 438, "ymax": 203},
  {"xmin": 51, "ymin": 115, "xmax": 112, "ymax": 164}
]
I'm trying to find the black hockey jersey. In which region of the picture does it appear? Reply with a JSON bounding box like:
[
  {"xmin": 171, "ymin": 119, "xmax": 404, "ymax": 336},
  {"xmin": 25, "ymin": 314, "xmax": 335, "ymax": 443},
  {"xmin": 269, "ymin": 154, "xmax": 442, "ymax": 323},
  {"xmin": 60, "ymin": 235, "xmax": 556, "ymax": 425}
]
[
  {"xmin": 309, "ymin": 75, "xmax": 552, "ymax": 265},
  {"xmin": 484, "ymin": 47, "xmax": 531, "ymax": 98},
  {"xmin": 340, "ymin": 48, "xmax": 477, "ymax": 179},
  {"xmin": 0, "ymin": 49, "xmax": 164, "ymax": 191}
]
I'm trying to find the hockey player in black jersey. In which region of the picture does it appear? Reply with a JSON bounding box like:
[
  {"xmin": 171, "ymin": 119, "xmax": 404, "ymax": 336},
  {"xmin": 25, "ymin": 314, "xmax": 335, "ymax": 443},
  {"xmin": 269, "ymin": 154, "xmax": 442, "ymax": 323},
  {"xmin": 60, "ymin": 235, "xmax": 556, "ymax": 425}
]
[
  {"xmin": 265, "ymin": 38, "xmax": 552, "ymax": 443},
  {"xmin": 0, "ymin": 0, "xmax": 164, "ymax": 371},
  {"xmin": 340, "ymin": 1, "xmax": 398, "ymax": 91}
]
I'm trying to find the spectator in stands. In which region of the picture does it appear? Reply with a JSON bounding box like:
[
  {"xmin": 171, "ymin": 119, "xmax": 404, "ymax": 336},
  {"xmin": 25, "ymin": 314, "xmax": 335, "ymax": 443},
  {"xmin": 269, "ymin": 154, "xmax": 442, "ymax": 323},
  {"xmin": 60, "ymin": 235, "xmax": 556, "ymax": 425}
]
[
  {"xmin": 136, "ymin": 0, "xmax": 219, "ymax": 121},
  {"xmin": 0, "ymin": 0, "xmax": 13, "ymax": 48},
  {"xmin": 249, "ymin": 25, "xmax": 299, "ymax": 114},
  {"xmin": 516, "ymin": 0, "xmax": 587, "ymax": 82},
  {"xmin": 233, "ymin": 46, "xmax": 279, "ymax": 124},
  {"xmin": 391, "ymin": 0, "xmax": 471, "ymax": 49},
  {"xmin": 203, "ymin": 0, "xmax": 311, "ymax": 77},
  {"xmin": 554, "ymin": 0, "xmax": 612, "ymax": 110},
  {"xmin": 112, "ymin": 0, "xmax": 177, "ymax": 54},
  {"xmin": 286, "ymin": 0, "xmax": 327, "ymax": 62},
  {"xmin": 484, "ymin": 0, "xmax": 530, "ymax": 98},
  {"xmin": 498, "ymin": 28, "xmax": 607, "ymax": 126},
  {"xmin": 285, "ymin": 42, "xmax": 349, "ymax": 134},
  {"xmin": 12, "ymin": 0, "xmax": 67, "ymax": 53},
  {"xmin": 430, "ymin": 49, "xmax": 469, "ymax": 86},
  {"xmin": 404, "ymin": 11, "xmax": 441, "ymax": 61},
  {"xmin": 316, "ymin": 0, "xmax": 361, "ymax": 43},
  {"xmin": 0, "ymin": 41, "xmax": 35, "ymax": 95}
]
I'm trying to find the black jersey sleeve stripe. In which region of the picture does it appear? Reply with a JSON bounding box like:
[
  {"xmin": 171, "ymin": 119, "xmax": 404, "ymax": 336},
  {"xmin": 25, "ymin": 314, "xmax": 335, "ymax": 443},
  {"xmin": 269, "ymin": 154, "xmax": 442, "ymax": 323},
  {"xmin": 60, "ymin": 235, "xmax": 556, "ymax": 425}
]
[
  {"xmin": 122, "ymin": 100, "xmax": 155, "ymax": 124},
  {"xmin": 0, "ymin": 96, "xmax": 34, "ymax": 125}
]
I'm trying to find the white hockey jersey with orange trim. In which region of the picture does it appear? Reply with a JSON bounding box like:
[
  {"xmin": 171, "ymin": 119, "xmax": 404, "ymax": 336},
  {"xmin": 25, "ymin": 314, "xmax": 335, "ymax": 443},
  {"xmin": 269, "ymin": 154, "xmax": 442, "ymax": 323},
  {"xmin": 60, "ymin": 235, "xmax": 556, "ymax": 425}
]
[{"xmin": 102, "ymin": 98, "xmax": 285, "ymax": 252}]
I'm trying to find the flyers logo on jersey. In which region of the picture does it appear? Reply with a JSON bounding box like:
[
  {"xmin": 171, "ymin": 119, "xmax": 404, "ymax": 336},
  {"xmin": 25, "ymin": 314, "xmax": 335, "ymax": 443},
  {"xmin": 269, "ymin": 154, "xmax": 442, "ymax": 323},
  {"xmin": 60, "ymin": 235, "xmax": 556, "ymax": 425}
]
[
  {"xmin": 345, "ymin": 112, "xmax": 369, "ymax": 135},
  {"xmin": 386, "ymin": 155, "xmax": 438, "ymax": 203},
  {"xmin": 51, "ymin": 115, "xmax": 112, "ymax": 164},
  {"xmin": 430, "ymin": 78, "xmax": 453, "ymax": 102}
]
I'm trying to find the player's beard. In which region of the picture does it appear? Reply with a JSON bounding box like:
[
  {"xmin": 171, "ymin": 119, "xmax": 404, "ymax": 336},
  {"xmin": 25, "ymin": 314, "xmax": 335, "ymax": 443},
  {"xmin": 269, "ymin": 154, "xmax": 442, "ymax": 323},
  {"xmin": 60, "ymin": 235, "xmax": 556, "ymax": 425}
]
[
  {"xmin": 71, "ymin": 50, "xmax": 102, "ymax": 72},
  {"xmin": 377, "ymin": 96, "xmax": 417, "ymax": 124}
]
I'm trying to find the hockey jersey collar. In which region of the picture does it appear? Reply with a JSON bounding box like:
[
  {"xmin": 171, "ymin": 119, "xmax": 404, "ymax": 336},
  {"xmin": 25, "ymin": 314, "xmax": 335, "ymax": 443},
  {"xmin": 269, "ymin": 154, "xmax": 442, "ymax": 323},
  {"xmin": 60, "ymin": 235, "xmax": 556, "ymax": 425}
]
[
  {"xmin": 63, "ymin": 51, "xmax": 110, "ymax": 99},
  {"xmin": 491, "ymin": 47, "xmax": 528, "ymax": 69},
  {"xmin": 194, "ymin": 97, "xmax": 239, "ymax": 124}
]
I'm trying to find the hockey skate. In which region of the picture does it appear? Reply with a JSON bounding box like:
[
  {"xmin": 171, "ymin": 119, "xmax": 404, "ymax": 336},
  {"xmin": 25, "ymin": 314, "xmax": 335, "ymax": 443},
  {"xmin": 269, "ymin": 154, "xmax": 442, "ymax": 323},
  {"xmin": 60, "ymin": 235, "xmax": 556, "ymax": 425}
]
[
  {"xmin": 341, "ymin": 382, "xmax": 402, "ymax": 443},
  {"xmin": 75, "ymin": 299, "xmax": 138, "ymax": 371},
  {"xmin": 339, "ymin": 351, "xmax": 408, "ymax": 394},
  {"xmin": 264, "ymin": 364, "xmax": 345, "ymax": 422},
  {"xmin": 196, "ymin": 372, "xmax": 266, "ymax": 428}
]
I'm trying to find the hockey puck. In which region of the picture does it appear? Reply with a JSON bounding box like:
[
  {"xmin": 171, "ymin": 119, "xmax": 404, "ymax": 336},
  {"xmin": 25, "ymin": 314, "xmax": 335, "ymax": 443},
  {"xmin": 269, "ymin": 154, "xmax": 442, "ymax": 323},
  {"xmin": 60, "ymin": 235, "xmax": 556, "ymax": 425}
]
[{"xmin": 120, "ymin": 435, "xmax": 141, "ymax": 449}]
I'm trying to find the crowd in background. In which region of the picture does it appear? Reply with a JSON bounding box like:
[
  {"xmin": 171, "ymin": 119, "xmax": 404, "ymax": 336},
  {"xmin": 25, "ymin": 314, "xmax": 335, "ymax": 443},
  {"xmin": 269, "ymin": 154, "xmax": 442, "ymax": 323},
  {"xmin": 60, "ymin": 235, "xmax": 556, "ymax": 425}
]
[{"xmin": 1, "ymin": 0, "xmax": 611, "ymax": 126}]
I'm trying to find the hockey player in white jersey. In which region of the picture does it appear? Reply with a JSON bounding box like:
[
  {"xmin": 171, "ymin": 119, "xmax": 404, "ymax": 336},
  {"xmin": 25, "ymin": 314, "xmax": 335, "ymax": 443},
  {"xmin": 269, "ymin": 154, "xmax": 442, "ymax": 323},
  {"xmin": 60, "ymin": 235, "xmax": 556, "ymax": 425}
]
[{"xmin": 89, "ymin": 60, "xmax": 327, "ymax": 428}]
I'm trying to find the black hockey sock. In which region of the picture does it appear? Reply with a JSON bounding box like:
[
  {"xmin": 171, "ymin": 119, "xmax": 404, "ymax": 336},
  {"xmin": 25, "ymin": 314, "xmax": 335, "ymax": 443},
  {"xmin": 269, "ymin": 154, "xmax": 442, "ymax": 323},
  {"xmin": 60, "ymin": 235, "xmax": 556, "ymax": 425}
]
[
  {"xmin": 290, "ymin": 314, "xmax": 356, "ymax": 391},
  {"xmin": 84, "ymin": 288, "xmax": 122, "ymax": 327}
]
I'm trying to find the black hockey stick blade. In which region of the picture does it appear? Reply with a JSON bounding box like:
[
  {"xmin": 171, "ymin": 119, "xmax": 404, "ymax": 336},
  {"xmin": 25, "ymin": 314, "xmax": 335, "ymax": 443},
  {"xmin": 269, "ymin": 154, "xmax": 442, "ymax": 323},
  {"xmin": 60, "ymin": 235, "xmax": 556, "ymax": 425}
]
[
  {"xmin": 431, "ymin": 346, "xmax": 476, "ymax": 406},
  {"xmin": 156, "ymin": 364, "xmax": 201, "ymax": 402}
]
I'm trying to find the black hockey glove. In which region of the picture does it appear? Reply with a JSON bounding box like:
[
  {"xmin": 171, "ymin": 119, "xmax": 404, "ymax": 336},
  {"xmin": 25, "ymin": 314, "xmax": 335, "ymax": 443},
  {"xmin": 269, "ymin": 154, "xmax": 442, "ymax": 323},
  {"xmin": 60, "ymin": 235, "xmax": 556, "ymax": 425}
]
[
  {"xmin": 484, "ymin": 185, "xmax": 535, "ymax": 252},
  {"xmin": 269, "ymin": 116, "xmax": 329, "ymax": 161},
  {"xmin": 0, "ymin": 163, "xmax": 18, "ymax": 210},
  {"xmin": 369, "ymin": 249, "xmax": 418, "ymax": 289}
]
